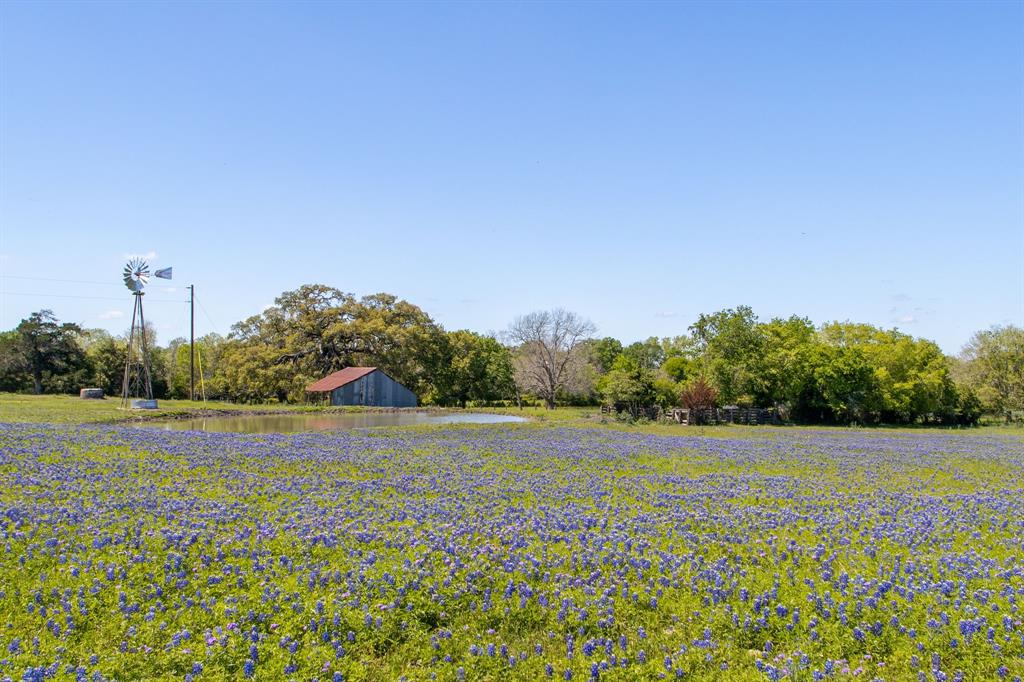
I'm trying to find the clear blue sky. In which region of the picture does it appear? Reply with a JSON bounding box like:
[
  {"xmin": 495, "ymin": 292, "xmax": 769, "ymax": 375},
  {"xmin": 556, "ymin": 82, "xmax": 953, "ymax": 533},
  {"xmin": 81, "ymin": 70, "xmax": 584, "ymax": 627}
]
[{"xmin": 1, "ymin": 1, "xmax": 1021, "ymax": 353}]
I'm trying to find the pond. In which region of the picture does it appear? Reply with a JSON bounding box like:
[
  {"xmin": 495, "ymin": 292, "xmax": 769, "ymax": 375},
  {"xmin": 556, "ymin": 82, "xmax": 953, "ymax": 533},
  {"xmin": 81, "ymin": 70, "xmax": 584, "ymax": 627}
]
[{"xmin": 138, "ymin": 411, "xmax": 528, "ymax": 434}]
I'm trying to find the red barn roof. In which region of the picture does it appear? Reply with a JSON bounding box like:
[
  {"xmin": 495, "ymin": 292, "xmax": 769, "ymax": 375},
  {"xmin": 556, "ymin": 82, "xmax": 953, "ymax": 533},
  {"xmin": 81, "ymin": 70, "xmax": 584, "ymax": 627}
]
[{"xmin": 305, "ymin": 367, "xmax": 378, "ymax": 392}]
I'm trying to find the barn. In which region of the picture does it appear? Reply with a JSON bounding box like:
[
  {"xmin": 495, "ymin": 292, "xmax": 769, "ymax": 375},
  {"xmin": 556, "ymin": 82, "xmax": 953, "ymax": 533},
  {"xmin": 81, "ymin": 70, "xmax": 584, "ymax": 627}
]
[{"xmin": 305, "ymin": 367, "xmax": 417, "ymax": 407}]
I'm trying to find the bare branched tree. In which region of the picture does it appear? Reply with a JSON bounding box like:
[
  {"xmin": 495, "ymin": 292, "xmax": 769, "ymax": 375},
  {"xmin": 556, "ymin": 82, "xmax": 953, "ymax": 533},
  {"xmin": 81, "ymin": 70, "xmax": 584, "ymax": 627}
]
[{"xmin": 506, "ymin": 309, "xmax": 596, "ymax": 409}]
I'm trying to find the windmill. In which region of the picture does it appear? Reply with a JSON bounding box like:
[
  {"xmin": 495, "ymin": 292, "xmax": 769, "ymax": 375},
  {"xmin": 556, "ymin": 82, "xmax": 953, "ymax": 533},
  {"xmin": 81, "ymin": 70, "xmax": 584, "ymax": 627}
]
[{"xmin": 120, "ymin": 257, "xmax": 172, "ymax": 408}]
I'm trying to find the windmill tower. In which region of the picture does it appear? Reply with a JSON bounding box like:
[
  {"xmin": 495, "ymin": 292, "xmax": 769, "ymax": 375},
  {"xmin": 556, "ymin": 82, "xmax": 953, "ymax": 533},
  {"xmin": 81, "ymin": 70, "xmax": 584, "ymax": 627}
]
[{"xmin": 120, "ymin": 258, "xmax": 172, "ymax": 408}]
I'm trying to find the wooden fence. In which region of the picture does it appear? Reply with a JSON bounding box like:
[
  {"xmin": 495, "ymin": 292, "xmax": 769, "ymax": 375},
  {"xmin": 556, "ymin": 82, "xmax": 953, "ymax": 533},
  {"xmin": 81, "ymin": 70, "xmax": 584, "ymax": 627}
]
[
  {"xmin": 602, "ymin": 404, "xmax": 779, "ymax": 425},
  {"xmin": 667, "ymin": 407, "xmax": 778, "ymax": 426},
  {"xmin": 601, "ymin": 404, "xmax": 662, "ymax": 420}
]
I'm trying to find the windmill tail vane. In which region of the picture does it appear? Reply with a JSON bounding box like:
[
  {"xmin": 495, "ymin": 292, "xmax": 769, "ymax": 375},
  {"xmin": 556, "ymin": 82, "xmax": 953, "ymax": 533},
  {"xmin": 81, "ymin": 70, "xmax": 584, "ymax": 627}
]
[{"xmin": 154, "ymin": 267, "xmax": 172, "ymax": 280}]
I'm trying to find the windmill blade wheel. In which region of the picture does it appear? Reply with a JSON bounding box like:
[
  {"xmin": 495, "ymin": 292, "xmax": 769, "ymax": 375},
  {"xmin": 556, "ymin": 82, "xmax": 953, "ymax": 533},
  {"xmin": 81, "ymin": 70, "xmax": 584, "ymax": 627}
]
[{"xmin": 123, "ymin": 257, "xmax": 151, "ymax": 292}]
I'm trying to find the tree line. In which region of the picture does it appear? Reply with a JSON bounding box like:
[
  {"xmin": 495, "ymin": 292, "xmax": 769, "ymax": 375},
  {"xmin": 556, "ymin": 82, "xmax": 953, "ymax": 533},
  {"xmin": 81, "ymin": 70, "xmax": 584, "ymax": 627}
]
[{"xmin": 1, "ymin": 286, "xmax": 1020, "ymax": 424}]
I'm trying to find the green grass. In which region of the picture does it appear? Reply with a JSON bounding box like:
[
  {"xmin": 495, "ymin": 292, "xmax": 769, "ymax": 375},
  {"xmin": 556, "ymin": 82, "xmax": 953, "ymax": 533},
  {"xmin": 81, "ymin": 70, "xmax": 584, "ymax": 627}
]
[
  {"xmin": 0, "ymin": 393, "xmax": 297, "ymax": 423},
  {"xmin": 0, "ymin": 420, "xmax": 1020, "ymax": 680},
  {"xmin": 0, "ymin": 394, "xmax": 603, "ymax": 428},
  {"xmin": 1, "ymin": 395, "xmax": 1022, "ymax": 680},
  {"xmin": 2, "ymin": 393, "xmax": 1019, "ymax": 440}
]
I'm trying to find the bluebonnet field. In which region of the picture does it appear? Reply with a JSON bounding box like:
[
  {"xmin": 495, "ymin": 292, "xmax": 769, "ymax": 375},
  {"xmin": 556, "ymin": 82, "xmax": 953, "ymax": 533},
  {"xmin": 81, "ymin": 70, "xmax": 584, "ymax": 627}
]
[{"xmin": 1, "ymin": 423, "xmax": 1022, "ymax": 681}]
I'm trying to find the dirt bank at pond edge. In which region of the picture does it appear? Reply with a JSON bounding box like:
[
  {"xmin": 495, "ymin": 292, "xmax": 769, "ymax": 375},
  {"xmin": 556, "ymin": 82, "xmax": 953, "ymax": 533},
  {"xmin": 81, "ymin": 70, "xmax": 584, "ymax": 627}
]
[{"xmin": 118, "ymin": 405, "xmax": 535, "ymax": 424}]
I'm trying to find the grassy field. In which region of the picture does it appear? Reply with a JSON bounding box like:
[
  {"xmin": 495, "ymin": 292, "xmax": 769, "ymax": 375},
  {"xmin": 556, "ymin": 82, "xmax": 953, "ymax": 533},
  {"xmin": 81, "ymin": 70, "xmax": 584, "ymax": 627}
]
[
  {"xmin": 0, "ymin": 394, "xmax": 466, "ymax": 425},
  {"xmin": 3, "ymin": 393, "xmax": 1020, "ymax": 437},
  {"xmin": 0, "ymin": 418, "xmax": 1021, "ymax": 681},
  {"xmin": 1, "ymin": 395, "xmax": 1022, "ymax": 680},
  {"xmin": 0, "ymin": 393, "xmax": 246, "ymax": 423},
  {"xmin": 0, "ymin": 393, "xmax": 579, "ymax": 425}
]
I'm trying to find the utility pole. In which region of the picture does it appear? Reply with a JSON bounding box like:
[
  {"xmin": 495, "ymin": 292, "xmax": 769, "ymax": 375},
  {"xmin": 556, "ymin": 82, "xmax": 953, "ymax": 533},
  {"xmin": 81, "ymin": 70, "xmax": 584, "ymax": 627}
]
[{"xmin": 189, "ymin": 284, "xmax": 195, "ymax": 401}]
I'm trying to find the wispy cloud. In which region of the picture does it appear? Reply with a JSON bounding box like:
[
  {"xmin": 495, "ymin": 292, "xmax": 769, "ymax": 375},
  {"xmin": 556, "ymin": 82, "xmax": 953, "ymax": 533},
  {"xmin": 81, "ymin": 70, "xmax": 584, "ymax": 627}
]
[
  {"xmin": 99, "ymin": 310, "xmax": 123, "ymax": 320},
  {"xmin": 122, "ymin": 250, "xmax": 158, "ymax": 261},
  {"xmin": 888, "ymin": 292, "xmax": 931, "ymax": 327}
]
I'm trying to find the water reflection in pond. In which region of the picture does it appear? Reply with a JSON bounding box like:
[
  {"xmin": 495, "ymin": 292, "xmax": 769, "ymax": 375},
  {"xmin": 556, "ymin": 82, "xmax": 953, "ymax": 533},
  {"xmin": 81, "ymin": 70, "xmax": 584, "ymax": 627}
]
[{"xmin": 139, "ymin": 412, "xmax": 528, "ymax": 434}]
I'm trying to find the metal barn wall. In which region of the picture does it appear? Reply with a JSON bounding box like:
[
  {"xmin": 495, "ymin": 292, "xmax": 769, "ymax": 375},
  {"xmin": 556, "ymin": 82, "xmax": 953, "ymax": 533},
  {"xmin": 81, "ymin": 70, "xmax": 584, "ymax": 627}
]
[{"xmin": 329, "ymin": 370, "xmax": 417, "ymax": 407}]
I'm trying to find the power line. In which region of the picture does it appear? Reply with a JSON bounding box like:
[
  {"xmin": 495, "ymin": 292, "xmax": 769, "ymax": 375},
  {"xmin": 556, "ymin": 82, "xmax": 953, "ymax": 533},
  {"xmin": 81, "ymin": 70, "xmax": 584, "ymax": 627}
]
[
  {"xmin": 194, "ymin": 294, "xmax": 222, "ymax": 333},
  {"xmin": 0, "ymin": 291, "xmax": 189, "ymax": 303},
  {"xmin": 1, "ymin": 274, "xmax": 177, "ymax": 291},
  {"xmin": 3, "ymin": 274, "xmax": 123, "ymax": 286}
]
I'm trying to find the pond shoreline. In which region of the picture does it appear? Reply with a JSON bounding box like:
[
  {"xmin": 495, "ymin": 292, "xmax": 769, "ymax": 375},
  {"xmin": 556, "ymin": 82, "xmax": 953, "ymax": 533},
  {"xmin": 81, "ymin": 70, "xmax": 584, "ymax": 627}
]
[
  {"xmin": 133, "ymin": 410, "xmax": 529, "ymax": 433},
  {"xmin": 120, "ymin": 404, "xmax": 534, "ymax": 423}
]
